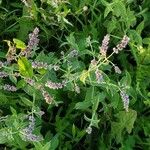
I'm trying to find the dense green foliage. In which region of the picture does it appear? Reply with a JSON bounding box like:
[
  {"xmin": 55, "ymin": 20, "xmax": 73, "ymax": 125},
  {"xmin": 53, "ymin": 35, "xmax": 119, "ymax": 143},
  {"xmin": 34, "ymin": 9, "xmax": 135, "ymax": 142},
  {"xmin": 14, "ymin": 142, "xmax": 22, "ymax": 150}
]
[{"xmin": 0, "ymin": 0, "xmax": 150, "ymax": 149}]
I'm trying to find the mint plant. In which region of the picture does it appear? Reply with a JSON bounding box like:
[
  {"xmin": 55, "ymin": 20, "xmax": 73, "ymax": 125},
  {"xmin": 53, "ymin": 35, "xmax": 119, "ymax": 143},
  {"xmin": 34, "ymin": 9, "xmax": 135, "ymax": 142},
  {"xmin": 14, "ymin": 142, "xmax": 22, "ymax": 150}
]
[{"xmin": 0, "ymin": 0, "xmax": 149, "ymax": 149}]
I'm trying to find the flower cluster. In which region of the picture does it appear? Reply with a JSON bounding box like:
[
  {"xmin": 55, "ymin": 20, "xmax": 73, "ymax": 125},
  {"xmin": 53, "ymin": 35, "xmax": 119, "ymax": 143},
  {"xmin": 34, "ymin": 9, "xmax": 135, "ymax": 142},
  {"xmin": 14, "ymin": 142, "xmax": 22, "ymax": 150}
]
[
  {"xmin": 22, "ymin": 115, "xmax": 42, "ymax": 142},
  {"xmin": 53, "ymin": 65, "xmax": 60, "ymax": 71},
  {"xmin": 86, "ymin": 126, "xmax": 92, "ymax": 134},
  {"xmin": 90, "ymin": 59, "xmax": 98, "ymax": 66},
  {"xmin": 32, "ymin": 61, "xmax": 48, "ymax": 69},
  {"xmin": 74, "ymin": 84, "xmax": 80, "ymax": 94},
  {"xmin": 3, "ymin": 84, "xmax": 17, "ymax": 92},
  {"xmin": 114, "ymin": 66, "xmax": 121, "ymax": 74},
  {"xmin": 68, "ymin": 50, "xmax": 78, "ymax": 58},
  {"xmin": 28, "ymin": 27, "xmax": 39, "ymax": 50},
  {"xmin": 113, "ymin": 35, "xmax": 130, "ymax": 54},
  {"xmin": 21, "ymin": 27, "xmax": 39, "ymax": 57},
  {"xmin": 0, "ymin": 61, "xmax": 3, "ymax": 68},
  {"xmin": 120, "ymin": 90, "xmax": 129, "ymax": 112},
  {"xmin": 14, "ymin": 72, "xmax": 20, "ymax": 77},
  {"xmin": 21, "ymin": 0, "xmax": 29, "ymax": 7},
  {"xmin": 95, "ymin": 69, "xmax": 103, "ymax": 83},
  {"xmin": 99, "ymin": 34, "xmax": 110, "ymax": 56},
  {"xmin": 45, "ymin": 80, "xmax": 66, "ymax": 90},
  {"xmin": 37, "ymin": 111, "xmax": 45, "ymax": 117},
  {"xmin": 42, "ymin": 90, "xmax": 53, "ymax": 104},
  {"xmin": 6, "ymin": 47, "xmax": 16, "ymax": 62},
  {"xmin": 0, "ymin": 72, "xmax": 8, "ymax": 78},
  {"xmin": 25, "ymin": 78, "xmax": 35, "ymax": 86}
]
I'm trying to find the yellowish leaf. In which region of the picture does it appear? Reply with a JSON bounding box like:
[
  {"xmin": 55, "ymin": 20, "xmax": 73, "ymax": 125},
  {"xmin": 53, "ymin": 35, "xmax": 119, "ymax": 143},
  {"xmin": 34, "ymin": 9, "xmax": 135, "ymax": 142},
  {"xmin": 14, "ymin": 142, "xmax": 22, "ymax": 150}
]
[{"xmin": 80, "ymin": 70, "xmax": 89, "ymax": 84}]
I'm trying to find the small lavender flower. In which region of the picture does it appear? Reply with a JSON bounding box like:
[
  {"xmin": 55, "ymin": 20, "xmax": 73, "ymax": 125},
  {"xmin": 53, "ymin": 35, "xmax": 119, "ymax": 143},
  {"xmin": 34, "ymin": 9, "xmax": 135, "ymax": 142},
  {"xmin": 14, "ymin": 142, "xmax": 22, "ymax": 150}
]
[
  {"xmin": 86, "ymin": 36, "xmax": 91, "ymax": 47},
  {"xmin": 86, "ymin": 126, "xmax": 92, "ymax": 134},
  {"xmin": 83, "ymin": 6, "xmax": 88, "ymax": 12},
  {"xmin": 91, "ymin": 59, "xmax": 98, "ymax": 66},
  {"xmin": 37, "ymin": 111, "xmax": 45, "ymax": 117},
  {"xmin": 0, "ymin": 72, "xmax": 8, "ymax": 78},
  {"xmin": 74, "ymin": 84, "xmax": 80, "ymax": 94},
  {"xmin": 62, "ymin": 80, "xmax": 67, "ymax": 86},
  {"xmin": 114, "ymin": 66, "xmax": 121, "ymax": 74},
  {"xmin": 6, "ymin": 47, "xmax": 16, "ymax": 62},
  {"xmin": 14, "ymin": 72, "xmax": 20, "ymax": 77},
  {"xmin": 25, "ymin": 78, "xmax": 35, "ymax": 86},
  {"xmin": 23, "ymin": 133, "xmax": 42, "ymax": 142},
  {"xmin": 112, "ymin": 47, "xmax": 118, "ymax": 54},
  {"xmin": 53, "ymin": 65, "xmax": 60, "ymax": 71},
  {"xmin": 120, "ymin": 90, "xmax": 129, "ymax": 112},
  {"xmin": 61, "ymin": 51, "xmax": 65, "ymax": 59},
  {"xmin": 0, "ymin": 61, "xmax": 3, "ymax": 68},
  {"xmin": 32, "ymin": 61, "xmax": 48, "ymax": 69},
  {"xmin": 99, "ymin": 34, "xmax": 110, "ymax": 56},
  {"xmin": 113, "ymin": 35, "xmax": 130, "ymax": 54},
  {"xmin": 45, "ymin": 80, "xmax": 65, "ymax": 89},
  {"xmin": 42, "ymin": 90, "xmax": 53, "ymax": 104},
  {"xmin": 21, "ymin": 0, "xmax": 29, "ymax": 7},
  {"xmin": 68, "ymin": 50, "xmax": 78, "ymax": 58},
  {"xmin": 3, "ymin": 84, "xmax": 17, "ymax": 92},
  {"xmin": 95, "ymin": 69, "xmax": 103, "ymax": 83},
  {"xmin": 28, "ymin": 115, "xmax": 35, "ymax": 122}
]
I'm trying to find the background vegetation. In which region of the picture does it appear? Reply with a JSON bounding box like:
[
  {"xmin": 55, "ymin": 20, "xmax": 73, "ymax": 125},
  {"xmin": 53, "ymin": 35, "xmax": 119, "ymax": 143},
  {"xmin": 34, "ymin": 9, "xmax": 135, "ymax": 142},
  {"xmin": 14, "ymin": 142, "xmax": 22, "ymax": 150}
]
[{"xmin": 0, "ymin": 0, "xmax": 150, "ymax": 149}]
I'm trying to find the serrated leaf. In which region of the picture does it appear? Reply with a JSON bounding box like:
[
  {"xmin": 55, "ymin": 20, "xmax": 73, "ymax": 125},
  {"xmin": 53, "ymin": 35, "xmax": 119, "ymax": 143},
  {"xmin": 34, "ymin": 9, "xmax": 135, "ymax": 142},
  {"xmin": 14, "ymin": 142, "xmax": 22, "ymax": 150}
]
[
  {"xmin": 13, "ymin": 38, "xmax": 26, "ymax": 49},
  {"xmin": 113, "ymin": 1, "xmax": 126, "ymax": 17},
  {"xmin": 18, "ymin": 57, "xmax": 33, "ymax": 77},
  {"xmin": 0, "ymin": 129, "xmax": 8, "ymax": 144},
  {"xmin": 111, "ymin": 109, "xmax": 137, "ymax": 143}
]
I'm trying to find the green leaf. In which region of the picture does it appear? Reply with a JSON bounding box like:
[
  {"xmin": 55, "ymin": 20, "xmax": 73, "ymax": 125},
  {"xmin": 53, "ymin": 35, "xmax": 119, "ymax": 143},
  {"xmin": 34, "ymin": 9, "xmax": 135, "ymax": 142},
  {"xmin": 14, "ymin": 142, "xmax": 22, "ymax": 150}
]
[
  {"xmin": 72, "ymin": 124, "xmax": 76, "ymax": 138},
  {"xmin": 10, "ymin": 106, "xmax": 17, "ymax": 115},
  {"xmin": 75, "ymin": 100, "xmax": 91, "ymax": 110},
  {"xmin": 18, "ymin": 57, "xmax": 33, "ymax": 77},
  {"xmin": 113, "ymin": 1, "xmax": 126, "ymax": 18},
  {"xmin": 49, "ymin": 135, "xmax": 59, "ymax": 150},
  {"xmin": 0, "ymin": 92, "xmax": 8, "ymax": 105},
  {"xmin": 17, "ymin": 79, "xmax": 26, "ymax": 89},
  {"xmin": 0, "ymin": 129, "xmax": 8, "ymax": 144},
  {"xmin": 136, "ymin": 21, "xmax": 144, "ymax": 35},
  {"xmin": 42, "ymin": 142, "xmax": 51, "ymax": 150},
  {"xmin": 111, "ymin": 109, "xmax": 137, "ymax": 143},
  {"xmin": 120, "ymin": 71, "xmax": 131, "ymax": 87},
  {"xmin": 107, "ymin": 17, "xmax": 117, "ymax": 33},
  {"xmin": 20, "ymin": 97, "xmax": 33, "ymax": 107},
  {"xmin": 66, "ymin": 33, "xmax": 79, "ymax": 50},
  {"xmin": 143, "ymin": 38, "xmax": 150, "ymax": 45},
  {"xmin": 104, "ymin": 4, "xmax": 113, "ymax": 18},
  {"xmin": 13, "ymin": 38, "xmax": 26, "ymax": 49},
  {"xmin": 9, "ymin": 75, "xmax": 17, "ymax": 84},
  {"xmin": 34, "ymin": 142, "xmax": 43, "ymax": 150}
]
